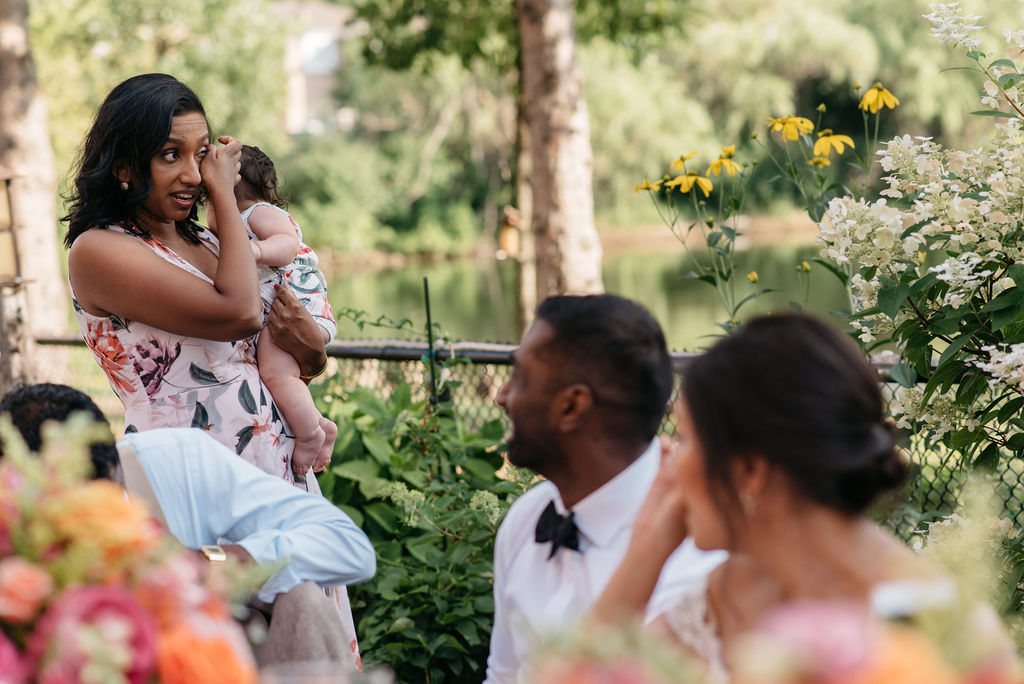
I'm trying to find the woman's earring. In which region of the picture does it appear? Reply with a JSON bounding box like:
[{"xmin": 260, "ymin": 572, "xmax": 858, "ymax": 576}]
[
  {"xmin": 120, "ymin": 181, "xmax": 129, "ymax": 191},
  {"xmin": 741, "ymin": 493, "xmax": 758, "ymax": 516}
]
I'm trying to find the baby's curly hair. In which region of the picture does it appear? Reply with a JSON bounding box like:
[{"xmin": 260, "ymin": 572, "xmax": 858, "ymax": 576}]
[{"xmin": 239, "ymin": 144, "xmax": 287, "ymax": 208}]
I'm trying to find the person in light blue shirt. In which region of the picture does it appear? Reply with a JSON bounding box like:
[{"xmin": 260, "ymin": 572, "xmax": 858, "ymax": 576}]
[{"xmin": 0, "ymin": 383, "xmax": 376, "ymax": 669}]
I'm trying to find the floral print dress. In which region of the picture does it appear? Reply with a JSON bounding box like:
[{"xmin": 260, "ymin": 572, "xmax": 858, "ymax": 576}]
[
  {"xmin": 71, "ymin": 223, "xmax": 299, "ymax": 483},
  {"xmin": 71, "ymin": 223, "xmax": 362, "ymax": 669}
]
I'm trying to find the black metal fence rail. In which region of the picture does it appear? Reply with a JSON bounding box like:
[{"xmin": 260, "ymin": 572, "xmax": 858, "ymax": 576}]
[{"xmin": 38, "ymin": 335, "xmax": 1023, "ymax": 537}]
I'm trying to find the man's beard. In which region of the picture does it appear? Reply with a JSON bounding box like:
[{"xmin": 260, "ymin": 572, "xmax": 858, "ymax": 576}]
[{"xmin": 506, "ymin": 422, "xmax": 564, "ymax": 477}]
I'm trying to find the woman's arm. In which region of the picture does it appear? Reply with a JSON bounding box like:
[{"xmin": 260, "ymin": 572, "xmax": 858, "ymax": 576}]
[
  {"xmin": 267, "ymin": 286, "xmax": 329, "ymax": 380},
  {"xmin": 68, "ymin": 137, "xmax": 264, "ymax": 341},
  {"xmin": 246, "ymin": 205, "xmax": 300, "ymax": 267},
  {"xmin": 591, "ymin": 447, "xmax": 690, "ymax": 623}
]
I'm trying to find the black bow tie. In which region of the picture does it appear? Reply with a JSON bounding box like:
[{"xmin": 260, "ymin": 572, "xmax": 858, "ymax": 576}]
[{"xmin": 535, "ymin": 500, "xmax": 580, "ymax": 559}]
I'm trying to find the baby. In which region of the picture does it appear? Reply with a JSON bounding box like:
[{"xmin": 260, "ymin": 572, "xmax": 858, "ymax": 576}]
[{"xmin": 218, "ymin": 145, "xmax": 337, "ymax": 476}]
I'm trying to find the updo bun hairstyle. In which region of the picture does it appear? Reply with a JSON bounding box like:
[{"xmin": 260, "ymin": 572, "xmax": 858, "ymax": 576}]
[{"xmin": 681, "ymin": 312, "xmax": 907, "ymax": 518}]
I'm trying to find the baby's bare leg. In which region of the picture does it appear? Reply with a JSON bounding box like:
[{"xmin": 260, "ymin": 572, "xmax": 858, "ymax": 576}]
[{"xmin": 258, "ymin": 330, "xmax": 324, "ymax": 475}]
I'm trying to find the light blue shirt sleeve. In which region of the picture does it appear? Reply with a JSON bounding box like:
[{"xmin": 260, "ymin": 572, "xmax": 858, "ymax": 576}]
[{"xmin": 123, "ymin": 428, "xmax": 376, "ymax": 602}]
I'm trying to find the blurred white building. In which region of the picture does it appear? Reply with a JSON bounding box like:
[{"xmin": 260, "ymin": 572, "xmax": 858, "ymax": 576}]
[{"xmin": 274, "ymin": 1, "xmax": 363, "ymax": 135}]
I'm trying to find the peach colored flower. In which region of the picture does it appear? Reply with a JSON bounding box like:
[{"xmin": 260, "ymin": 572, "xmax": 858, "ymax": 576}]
[
  {"xmin": 84, "ymin": 321, "xmax": 136, "ymax": 396},
  {"xmin": 0, "ymin": 557, "xmax": 53, "ymax": 624},
  {"xmin": 133, "ymin": 554, "xmax": 206, "ymax": 628},
  {"xmin": 41, "ymin": 480, "xmax": 161, "ymax": 577},
  {"xmin": 839, "ymin": 625, "xmax": 958, "ymax": 684}
]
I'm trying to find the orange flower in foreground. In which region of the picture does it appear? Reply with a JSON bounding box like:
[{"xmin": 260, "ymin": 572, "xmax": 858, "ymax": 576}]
[
  {"xmin": 42, "ymin": 480, "xmax": 162, "ymax": 574},
  {"xmin": 0, "ymin": 557, "xmax": 54, "ymax": 623},
  {"xmin": 158, "ymin": 615, "xmax": 257, "ymax": 684},
  {"xmin": 840, "ymin": 625, "xmax": 958, "ymax": 684}
]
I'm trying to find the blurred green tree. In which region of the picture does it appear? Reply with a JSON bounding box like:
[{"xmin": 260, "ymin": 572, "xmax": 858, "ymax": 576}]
[
  {"xmin": 348, "ymin": 0, "xmax": 691, "ymax": 308},
  {"xmin": 29, "ymin": 0, "xmax": 290, "ymax": 196}
]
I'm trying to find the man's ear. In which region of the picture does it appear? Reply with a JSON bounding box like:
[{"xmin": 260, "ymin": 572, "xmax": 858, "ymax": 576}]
[{"xmin": 549, "ymin": 383, "xmax": 594, "ymax": 432}]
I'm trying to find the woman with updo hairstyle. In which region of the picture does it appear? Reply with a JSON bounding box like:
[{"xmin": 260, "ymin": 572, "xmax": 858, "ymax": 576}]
[{"xmin": 592, "ymin": 313, "xmax": 961, "ymax": 681}]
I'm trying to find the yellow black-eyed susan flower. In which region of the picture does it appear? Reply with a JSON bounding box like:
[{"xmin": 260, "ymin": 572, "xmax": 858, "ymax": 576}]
[{"xmin": 859, "ymin": 82, "xmax": 899, "ymax": 113}]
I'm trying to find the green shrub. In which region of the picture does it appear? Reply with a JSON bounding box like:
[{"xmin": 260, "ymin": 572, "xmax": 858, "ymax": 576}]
[{"xmin": 314, "ymin": 377, "xmax": 530, "ymax": 682}]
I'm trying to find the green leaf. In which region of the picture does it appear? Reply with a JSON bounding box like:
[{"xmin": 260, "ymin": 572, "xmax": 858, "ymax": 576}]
[
  {"xmin": 998, "ymin": 397, "xmax": 1024, "ymax": 423},
  {"xmin": 970, "ymin": 110, "xmax": 1018, "ymax": 118},
  {"xmin": 190, "ymin": 401, "xmax": 210, "ymax": 429},
  {"xmin": 680, "ymin": 271, "xmax": 717, "ymax": 287},
  {"xmin": 998, "ymin": 73, "xmax": 1022, "ymax": 88},
  {"xmin": 989, "ymin": 58, "xmax": 1018, "ymax": 69},
  {"xmin": 1008, "ymin": 264, "xmax": 1024, "ymax": 288},
  {"xmin": 462, "ymin": 457, "xmax": 498, "ymax": 483},
  {"xmin": 238, "ymin": 380, "xmax": 258, "ymax": 415},
  {"xmin": 973, "ymin": 443, "xmax": 1000, "ymax": 472},
  {"xmin": 337, "ymin": 504, "xmax": 363, "ymax": 527},
  {"xmin": 889, "ymin": 361, "xmax": 918, "ymax": 388},
  {"xmin": 234, "ymin": 425, "xmax": 255, "ymax": 455},
  {"xmin": 877, "ymin": 279, "xmax": 910, "ymax": 319},
  {"xmin": 981, "ymin": 288, "xmax": 1023, "ymax": 312},
  {"xmin": 189, "ymin": 362, "xmax": 220, "ymax": 385},
  {"xmin": 937, "ymin": 332, "xmax": 975, "ymax": 368},
  {"xmin": 363, "ymin": 502, "xmax": 398, "ymax": 534},
  {"xmin": 922, "ymin": 360, "xmax": 964, "ymax": 403},
  {"xmin": 362, "ymin": 431, "xmax": 395, "ymax": 463}
]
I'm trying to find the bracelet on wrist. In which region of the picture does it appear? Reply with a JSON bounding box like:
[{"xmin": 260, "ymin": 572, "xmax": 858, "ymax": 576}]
[{"xmin": 299, "ymin": 357, "xmax": 328, "ymax": 381}]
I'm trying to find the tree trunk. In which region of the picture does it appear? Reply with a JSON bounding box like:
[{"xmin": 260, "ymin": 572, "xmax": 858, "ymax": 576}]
[
  {"xmin": 0, "ymin": 0, "xmax": 68, "ymax": 388},
  {"xmin": 516, "ymin": 0, "xmax": 603, "ymax": 300}
]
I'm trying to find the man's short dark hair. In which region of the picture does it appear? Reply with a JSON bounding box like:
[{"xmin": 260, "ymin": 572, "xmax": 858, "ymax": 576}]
[
  {"xmin": 535, "ymin": 294, "xmax": 672, "ymax": 445},
  {"xmin": 0, "ymin": 384, "xmax": 118, "ymax": 480}
]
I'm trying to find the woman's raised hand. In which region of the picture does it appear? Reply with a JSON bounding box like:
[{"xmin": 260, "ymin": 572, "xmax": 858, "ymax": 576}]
[
  {"xmin": 633, "ymin": 439, "xmax": 690, "ymax": 550},
  {"xmin": 268, "ymin": 286, "xmax": 329, "ymax": 379},
  {"xmin": 200, "ymin": 135, "xmax": 242, "ymax": 197}
]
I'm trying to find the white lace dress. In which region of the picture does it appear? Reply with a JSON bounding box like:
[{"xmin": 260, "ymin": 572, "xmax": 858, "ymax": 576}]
[{"xmin": 662, "ymin": 574, "xmax": 728, "ymax": 683}]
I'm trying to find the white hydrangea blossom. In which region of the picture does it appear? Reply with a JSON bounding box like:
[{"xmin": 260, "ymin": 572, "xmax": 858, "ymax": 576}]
[
  {"xmin": 975, "ymin": 343, "xmax": 1024, "ymax": 387},
  {"xmin": 819, "ymin": 7, "xmax": 1024, "ymax": 453},
  {"xmin": 889, "ymin": 385, "xmax": 972, "ymax": 437},
  {"xmin": 929, "ymin": 252, "xmax": 993, "ymax": 308},
  {"xmin": 924, "ymin": 2, "xmax": 984, "ymax": 50}
]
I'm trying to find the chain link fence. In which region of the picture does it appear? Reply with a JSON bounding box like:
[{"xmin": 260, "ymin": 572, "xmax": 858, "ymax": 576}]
[
  {"xmin": 46, "ymin": 336, "xmax": 1024, "ymax": 540},
  {"xmin": 325, "ymin": 340, "xmax": 1024, "ymax": 541}
]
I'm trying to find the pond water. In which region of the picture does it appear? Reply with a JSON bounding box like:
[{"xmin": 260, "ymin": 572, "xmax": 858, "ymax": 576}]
[{"xmin": 326, "ymin": 240, "xmax": 850, "ymax": 350}]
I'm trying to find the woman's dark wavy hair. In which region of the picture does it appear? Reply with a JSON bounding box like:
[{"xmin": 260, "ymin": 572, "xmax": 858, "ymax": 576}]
[
  {"xmin": 63, "ymin": 73, "xmax": 208, "ymax": 247},
  {"xmin": 682, "ymin": 312, "xmax": 906, "ymax": 519}
]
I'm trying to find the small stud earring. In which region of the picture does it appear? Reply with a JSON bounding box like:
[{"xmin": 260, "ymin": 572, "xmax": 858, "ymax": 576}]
[
  {"xmin": 120, "ymin": 181, "xmax": 129, "ymax": 191},
  {"xmin": 741, "ymin": 493, "xmax": 758, "ymax": 516}
]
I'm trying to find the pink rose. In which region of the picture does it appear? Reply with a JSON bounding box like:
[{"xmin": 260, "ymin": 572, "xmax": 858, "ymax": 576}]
[
  {"xmin": 0, "ymin": 630, "xmax": 26, "ymax": 684},
  {"xmin": 0, "ymin": 558, "xmax": 54, "ymax": 624},
  {"xmin": 754, "ymin": 600, "xmax": 878, "ymax": 678},
  {"xmin": 26, "ymin": 586, "xmax": 157, "ymax": 684}
]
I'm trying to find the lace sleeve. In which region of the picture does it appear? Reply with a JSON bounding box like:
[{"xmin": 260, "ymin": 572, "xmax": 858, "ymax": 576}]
[{"xmin": 661, "ymin": 576, "xmax": 728, "ymax": 683}]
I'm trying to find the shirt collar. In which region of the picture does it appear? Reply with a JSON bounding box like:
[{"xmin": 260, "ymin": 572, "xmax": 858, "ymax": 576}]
[{"xmin": 562, "ymin": 438, "xmax": 660, "ymax": 549}]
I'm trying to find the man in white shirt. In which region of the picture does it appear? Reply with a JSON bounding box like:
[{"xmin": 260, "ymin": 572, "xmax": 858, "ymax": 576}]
[
  {"xmin": 0, "ymin": 383, "xmax": 376, "ymax": 670},
  {"xmin": 484, "ymin": 295, "xmax": 725, "ymax": 684}
]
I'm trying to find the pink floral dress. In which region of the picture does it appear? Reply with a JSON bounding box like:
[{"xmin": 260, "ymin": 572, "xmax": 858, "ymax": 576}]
[
  {"xmin": 71, "ymin": 223, "xmax": 298, "ymax": 482},
  {"xmin": 72, "ymin": 223, "xmax": 361, "ymax": 668}
]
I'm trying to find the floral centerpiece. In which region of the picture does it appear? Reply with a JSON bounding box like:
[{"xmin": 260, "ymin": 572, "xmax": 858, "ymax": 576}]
[{"xmin": 0, "ymin": 414, "xmax": 256, "ymax": 683}]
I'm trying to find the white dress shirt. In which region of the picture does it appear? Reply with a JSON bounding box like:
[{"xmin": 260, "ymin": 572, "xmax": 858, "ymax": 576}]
[
  {"xmin": 121, "ymin": 427, "xmax": 377, "ymax": 603},
  {"xmin": 483, "ymin": 439, "xmax": 727, "ymax": 684}
]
